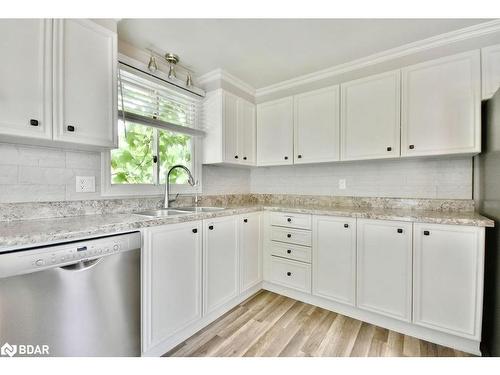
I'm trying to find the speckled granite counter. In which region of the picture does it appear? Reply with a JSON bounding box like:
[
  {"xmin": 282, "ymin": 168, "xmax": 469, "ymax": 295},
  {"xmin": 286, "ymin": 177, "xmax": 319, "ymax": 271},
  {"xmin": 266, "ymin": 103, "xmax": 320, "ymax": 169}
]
[{"xmin": 0, "ymin": 203, "xmax": 493, "ymax": 252}]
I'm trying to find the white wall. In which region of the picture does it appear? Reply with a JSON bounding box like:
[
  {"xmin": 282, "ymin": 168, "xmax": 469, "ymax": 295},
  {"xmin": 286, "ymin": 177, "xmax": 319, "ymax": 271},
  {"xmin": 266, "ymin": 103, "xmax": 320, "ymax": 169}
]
[{"xmin": 250, "ymin": 157, "xmax": 473, "ymax": 199}]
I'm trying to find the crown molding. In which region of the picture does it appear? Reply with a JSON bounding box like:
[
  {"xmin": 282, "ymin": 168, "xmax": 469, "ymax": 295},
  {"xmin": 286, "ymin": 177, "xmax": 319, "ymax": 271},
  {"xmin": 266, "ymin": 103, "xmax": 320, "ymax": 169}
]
[
  {"xmin": 255, "ymin": 19, "xmax": 500, "ymax": 98},
  {"xmin": 197, "ymin": 68, "xmax": 256, "ymax": 96}
]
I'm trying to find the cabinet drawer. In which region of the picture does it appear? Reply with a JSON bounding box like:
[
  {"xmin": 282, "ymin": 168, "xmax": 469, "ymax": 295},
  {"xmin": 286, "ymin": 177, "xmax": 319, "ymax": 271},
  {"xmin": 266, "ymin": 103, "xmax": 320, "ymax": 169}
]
[
  {"xmin": 269, "ymin": 242, "xmax": 311, "ymax": 263},
  {"xmin": 269, "ymin": 256, "xmax": 311, "ymax": 293},
  {"xmin": 270, "ymin": 212, "xmax": 312, "ymax": 229},
  {"xmin": 270, "ymin": 227, "xmax": 312, "ymax": 246}
]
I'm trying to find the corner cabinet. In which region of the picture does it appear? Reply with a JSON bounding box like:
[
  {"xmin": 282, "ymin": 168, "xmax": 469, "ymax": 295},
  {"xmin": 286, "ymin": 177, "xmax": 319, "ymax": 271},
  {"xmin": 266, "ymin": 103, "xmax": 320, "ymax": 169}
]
[
  {"xmin": 53, "ymin": 19, "xmax": 117, "ymax": 148},
  {"xmin": 413, "ymin": 223, "xmax": 485, "ymax": 339},
  {"xmin": 356, "ymin": 219, "xmax": 413, "ymax": 322},
  {"xmin": 142, "ymin": 221, "xmax": 203, "ymax": 354},
  {"xmin": 203, "ymin": 215, "xmax": 239, "ymax": 315},
  {"xmin": 340, "ymin": 70, "xmax": 401, "ymax": 160},
  {"xmin": 202, "ymin": 89, "xmax": 256, "ymax": 165},
  {"xmin": 257, "ymin": 96, "xmax": 294, "ymax": 166},
  {"xmin": 401, "ymin": 51, "xmax": 481, "ymax": 157},
  {"xmin": 239, "ymin": 212, "xmax": 263, "ymax": 293},
  {"xmin": 0, "ymin": 19, "xmax": 52, "ymax": 140},
  {"xmin": 293, "ymin": 86, "xmax": 340, "ymax": 164},
  {"xmin": 0, "ymin": 19, "xmax": 117, "ymax": 149}
]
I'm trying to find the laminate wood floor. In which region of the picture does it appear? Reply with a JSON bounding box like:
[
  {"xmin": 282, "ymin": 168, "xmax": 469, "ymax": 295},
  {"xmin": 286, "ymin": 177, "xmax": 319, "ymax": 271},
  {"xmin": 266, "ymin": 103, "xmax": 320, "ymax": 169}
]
[{"xmin": 164, "ymin": 290, "xmax": 471, "ymax": 357}]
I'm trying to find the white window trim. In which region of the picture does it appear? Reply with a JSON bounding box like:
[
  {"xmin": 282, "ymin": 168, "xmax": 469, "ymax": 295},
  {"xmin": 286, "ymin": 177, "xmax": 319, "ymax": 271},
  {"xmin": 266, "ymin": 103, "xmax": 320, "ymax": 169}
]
[{"xmin": 100, "ymin": 54, "xmax": 204, "ymax": 198}]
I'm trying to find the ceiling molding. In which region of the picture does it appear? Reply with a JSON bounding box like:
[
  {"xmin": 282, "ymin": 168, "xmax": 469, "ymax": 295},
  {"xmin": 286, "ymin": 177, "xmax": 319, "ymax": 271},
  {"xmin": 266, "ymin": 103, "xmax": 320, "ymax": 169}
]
[
  {"xmin": 254, "ymin": 19, "xmax": 500, "ymax": 98},
  {"xmin": 197, "ymin": 68, "xmax": 256, "ymax": 96}
]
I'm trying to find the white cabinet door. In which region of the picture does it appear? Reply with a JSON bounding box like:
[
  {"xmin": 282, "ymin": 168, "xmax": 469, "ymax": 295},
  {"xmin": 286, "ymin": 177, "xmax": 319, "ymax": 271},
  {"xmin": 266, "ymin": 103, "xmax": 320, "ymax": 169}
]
[
  {"xmin": 294, "ymin": 86, "xmax": 340, "ymax": 164},
  {"xmin": 223, "ymin": 91, "xmax": 239, "ymax": 162},
  {"xmin": 53, "ymin": 19, "xmax": 117, "ymax": 148},
  {"xmin": 482, "ymin": 43, "xmax": 500, "ymax": 100},
  {"xmin": 257, "ymin": 97, "xmax": 294, "ymax": 166},
  {"xmin": 238, "ymin": 99, "xmax": 256, "ymax": 165},
  {"xmin": 0, "ymin": 19, "xmax": 52, "ymax": 140},
  {"xmin": 239, "ymin": 212, "xmax": 262, "ymax": 292},
  {"xmin": 142, "ymin": 221, "xmax": 202, "ymax": 352},
  {"xmin": 413, "ymin": 223, "xmax": 484, "ymax": 339},
  {"xmin": 204, "ymin": 215, "xmax": 239, "ymax": 314},
  {"xmin": 401, "ymin": 51, "xmax": 481, "ymax": 156},
  {"xmin": 341, "ymin": 71, "xmax": 401, "ymax": 161},
  {"xmin": 357, "ymin": 219, "xmax": 413, "ymax": 322},
  {"xmin": 312, "ymin": 216, "xmax": 357, "ymax": 306}
]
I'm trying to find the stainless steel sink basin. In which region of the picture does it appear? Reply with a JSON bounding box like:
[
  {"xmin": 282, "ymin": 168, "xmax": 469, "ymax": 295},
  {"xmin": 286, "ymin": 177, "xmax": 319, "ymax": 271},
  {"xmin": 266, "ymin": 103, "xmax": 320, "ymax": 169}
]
[
  {"xmin": 136, "ymin": 209, "xmax": 191, "ymax": 217},
  {"xmin": 176, "ymin": 206, "xmax": 226, "ymax": 213}
]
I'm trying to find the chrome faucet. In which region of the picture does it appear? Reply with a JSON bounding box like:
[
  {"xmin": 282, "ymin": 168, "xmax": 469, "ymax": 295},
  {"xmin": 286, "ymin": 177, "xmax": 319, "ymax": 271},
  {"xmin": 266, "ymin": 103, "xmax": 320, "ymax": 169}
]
[{"xmin": 164, "ymin": 165, "xmax": 196, "ymax": 208}]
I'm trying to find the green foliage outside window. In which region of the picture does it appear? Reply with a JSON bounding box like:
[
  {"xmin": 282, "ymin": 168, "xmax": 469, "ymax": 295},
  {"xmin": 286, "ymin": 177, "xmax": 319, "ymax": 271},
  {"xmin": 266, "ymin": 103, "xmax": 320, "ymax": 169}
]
[{"xmin": 111, "ymin": 120, "xmax": 192, "ymax": 185}]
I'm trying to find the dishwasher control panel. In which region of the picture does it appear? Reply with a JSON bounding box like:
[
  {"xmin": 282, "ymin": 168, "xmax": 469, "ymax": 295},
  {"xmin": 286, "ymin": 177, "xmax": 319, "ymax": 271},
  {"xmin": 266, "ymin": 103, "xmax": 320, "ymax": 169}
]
[{"xmin": 0, "ymin": 232, "xmax": 141, "ymax": 278}]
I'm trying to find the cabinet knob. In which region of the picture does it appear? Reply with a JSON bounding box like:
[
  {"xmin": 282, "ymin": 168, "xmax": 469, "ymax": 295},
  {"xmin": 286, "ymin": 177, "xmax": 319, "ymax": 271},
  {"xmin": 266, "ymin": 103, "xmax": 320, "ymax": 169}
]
[
  {"xmin": 297, "ymin": 154, "xmax": 302, "ymax": 159},
  {"xmin": 287, "ymin": 217, "xmax": 292, "ymax": 223},
  {"xmin": 243, "ymin": 156, "xmax": 247, "ymax": 160},
  {"xmin": 192, "ymin": 228, "xmax": 198, "ymax": 233},
  {"xmin": 286, "ymin": 272, "xmax": 292, "ymax": 277},
  {"xmin": 234, "ymin": 155, "xmax": 239, "ymax": 159},
  {"xmin": 344, "ymin": 224, "xmax": 349, "ymax": 228},
  {"xmin": 397, "ymin": 228, "xmax": 403, "ymax": 234},
  {"xmin": 423, "ymin": 230, "xmax": 430, "ymax": 236},
  {"xmin": 287, "ymin": 249, "xmax": 292, "ymax": 254},
  {"xmin": 287, "ymin": 233, "xmax": 292, "ymax": 238},
  {"xmin": 387, "ymin": 147, "xmax": 392, "ymax": 152},
  {"xmin": 67, "ymin": 125, "xmax": 75, "ymax": 132},
  {"xmin": 284, "ymin": 156, "xmax": 288, "ymax": 160},
  {"xmin": 30, "ymin": 119, "xmax": 39, "ymax": 127},
  {"xmin": 243, "ymin": 218, "xmax": 248, "ymax": 223},
  {"xmin": 409, "ymin": 145, "xmax": 415, "ymax": 150},
  {"xmin": 208, "ymin": 225, "xmax": 214, "ymax": 230}
]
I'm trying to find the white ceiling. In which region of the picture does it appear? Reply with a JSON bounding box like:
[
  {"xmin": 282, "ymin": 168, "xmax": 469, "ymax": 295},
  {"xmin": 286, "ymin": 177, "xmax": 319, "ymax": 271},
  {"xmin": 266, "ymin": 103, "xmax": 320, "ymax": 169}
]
[{"xmin": 118, "ymin": 19, "xmax": 491, "ymax": 89}]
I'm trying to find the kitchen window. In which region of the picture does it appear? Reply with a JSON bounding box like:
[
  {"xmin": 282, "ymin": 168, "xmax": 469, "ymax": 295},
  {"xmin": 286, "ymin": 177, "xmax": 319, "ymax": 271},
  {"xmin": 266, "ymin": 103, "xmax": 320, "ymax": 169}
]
[{"xmin": 102, "ymin": 61, "xmax": 204, "ymax": 196}]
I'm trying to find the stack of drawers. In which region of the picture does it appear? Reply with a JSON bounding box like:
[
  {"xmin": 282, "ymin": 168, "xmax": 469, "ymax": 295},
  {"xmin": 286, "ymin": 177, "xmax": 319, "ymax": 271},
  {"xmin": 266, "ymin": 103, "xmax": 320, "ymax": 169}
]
[{"xmin": 267, "ymin": 212, "xmax": 312, "ymax": 293}]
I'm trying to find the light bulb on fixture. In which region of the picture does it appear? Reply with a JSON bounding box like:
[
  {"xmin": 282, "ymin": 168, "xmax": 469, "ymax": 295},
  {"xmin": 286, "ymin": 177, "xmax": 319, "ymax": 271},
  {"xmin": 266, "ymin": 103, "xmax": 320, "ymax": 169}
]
[
  {"xmin": 147, "ymin": 55, "xmax": 158, "ymax": 72},
  {"xmin": 168, "ymin": 64, "xmax": 176, "ymax": 79},
  {"xmin": 186, "ymin": 73, "xmax": 193, "ymax": 87}
]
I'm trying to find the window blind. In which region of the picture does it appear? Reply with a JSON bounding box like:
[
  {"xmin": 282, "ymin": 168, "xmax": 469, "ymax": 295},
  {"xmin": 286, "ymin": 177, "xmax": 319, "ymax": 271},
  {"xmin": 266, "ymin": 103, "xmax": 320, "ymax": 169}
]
[{"xmin": 118, "ymin": 63, "xmax": 204, "ymax": 137}]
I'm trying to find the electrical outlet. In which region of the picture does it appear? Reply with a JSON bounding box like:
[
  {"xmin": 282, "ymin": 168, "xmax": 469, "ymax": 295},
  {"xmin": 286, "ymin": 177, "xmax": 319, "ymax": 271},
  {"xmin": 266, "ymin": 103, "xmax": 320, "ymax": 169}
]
[
  {"xmin": 338, "ymin": 179, "xmax": 346, "ymax": 190},
  {"xmin": 76, "ymin": 176, "xmax": 95, "ymax": 193}
]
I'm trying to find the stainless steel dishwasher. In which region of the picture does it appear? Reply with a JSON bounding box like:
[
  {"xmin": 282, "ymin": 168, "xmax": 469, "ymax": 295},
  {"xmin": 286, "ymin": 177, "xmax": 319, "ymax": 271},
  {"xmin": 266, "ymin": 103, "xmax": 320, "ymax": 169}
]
[{"xmin": 0, "ymin": 232, "xmax": 141, "ymax": 357}]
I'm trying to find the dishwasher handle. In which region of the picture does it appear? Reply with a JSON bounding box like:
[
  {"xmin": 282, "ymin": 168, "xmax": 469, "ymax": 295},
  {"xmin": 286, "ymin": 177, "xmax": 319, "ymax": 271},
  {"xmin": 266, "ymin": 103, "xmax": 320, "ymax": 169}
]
[{"xmin": 60, "ymin": 258, "xmax": 103, "ymax": 271}]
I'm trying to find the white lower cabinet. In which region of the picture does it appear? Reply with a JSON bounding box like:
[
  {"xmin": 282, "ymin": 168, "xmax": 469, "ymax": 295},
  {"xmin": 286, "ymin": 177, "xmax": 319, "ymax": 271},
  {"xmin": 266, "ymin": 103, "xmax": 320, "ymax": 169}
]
[
  {"xmin": 203, "ymin": 215, "xmax": 239, "ymax": 315},
  {"xmin": 142, "ymin": 221, "xmax": 202, "ymax": 353},
  {"xmin": 356, "ymin": 219, "xmax": 413, "ymax": 322},
  {"xmin": 269, "ymin": 256, "xmax": 311, "ymax": 293},
  {"xmin": 312, "ymin": 216, "xmax": 357, "ymax": 306},
  {"xmin": 413, "ymin": 223, "xmax": 485, "ymax": 339},
  {"xmin": 239, "ymin": 212, "xmax": 263, "ymax": 293}
]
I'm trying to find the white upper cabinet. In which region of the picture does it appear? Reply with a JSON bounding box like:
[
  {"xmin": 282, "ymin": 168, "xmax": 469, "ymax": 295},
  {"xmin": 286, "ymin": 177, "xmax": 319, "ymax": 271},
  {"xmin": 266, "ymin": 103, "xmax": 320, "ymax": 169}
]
[
  {"xmin": 53, "ymin": 19, "xmax": 117, "ymax": 148},
  {"xmin": 413, "ymin": 223, "xmax": 485, "ymax": 339},
  {"xmin": 357, "ymin": 219, "xmax": 413, "ymax": 322},
  {"xmin": 294, "ymin": 86, "xmax": 340, "ymax": 164},
  {"xmin": 0, "ymin": 19, "xmax": 52, "ymax": 140},
  {"xmin": 203, "ymin": 215, "xmax": 239, "ymax": 315},
  {"xmin": 142, "ymin": 221, "xmax": 202, "ymax": 353},
  {"xmin": 257, "ymin": 96, "xmax": 294, "ymax": 166},
  {"xmin": 238, "ymin": 99, "xmax": 256, "ymax": 165},
  {"xmin": 482, "ymin": 44, "xmax": 500, "ymax": 100},
  {"xmin": 312, "ymin": 216, "xmax": 357, "ymax": 306},
  {"xmin": 341, "ymin": 70, "xmax": 401, "ymax": 160},
  {"xmin": 401, "ymin": 51, "xmax": 481, "ymax": 157},
  {"xmin": 239, "ymin": 212, "xmax": 262, "ymax": 293},
  {"xmin": 202, "ymin": 89, "xmax": 256, "ymax": 165}
]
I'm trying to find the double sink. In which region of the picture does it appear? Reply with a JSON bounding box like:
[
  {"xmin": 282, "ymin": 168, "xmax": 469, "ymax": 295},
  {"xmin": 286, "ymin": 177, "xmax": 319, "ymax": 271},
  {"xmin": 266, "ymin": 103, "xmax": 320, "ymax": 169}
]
[{"xmin": 137, "ymin": 206, "xmax": 226, "ymax": 217}]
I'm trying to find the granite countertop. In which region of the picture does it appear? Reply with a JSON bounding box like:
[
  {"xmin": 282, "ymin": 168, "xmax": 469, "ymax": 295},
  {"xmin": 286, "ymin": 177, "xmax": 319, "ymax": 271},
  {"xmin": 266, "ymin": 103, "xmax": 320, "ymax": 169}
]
[{"xmin": 0, "ymin": 204, "xmax": 494, "ymax": 252}]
